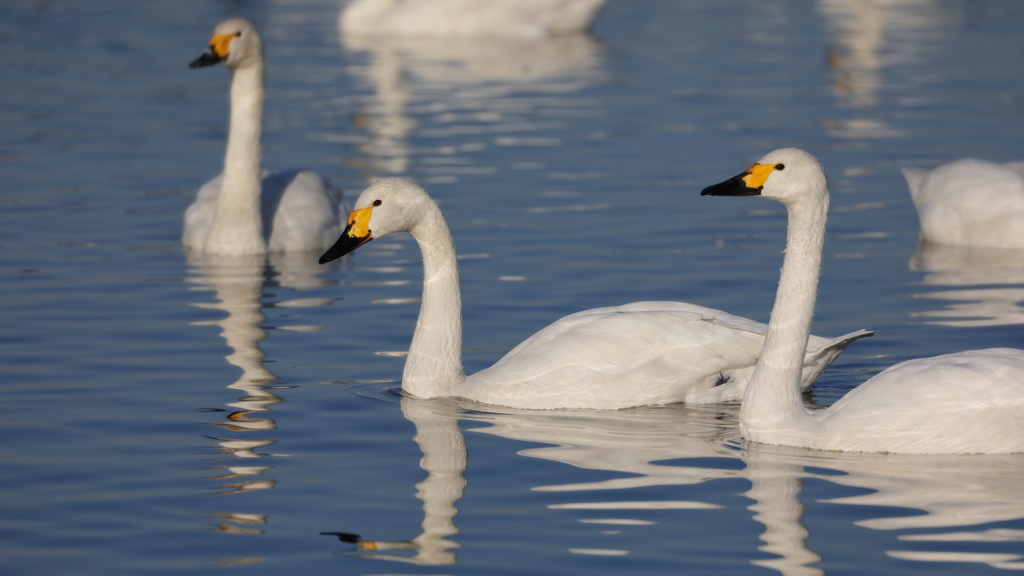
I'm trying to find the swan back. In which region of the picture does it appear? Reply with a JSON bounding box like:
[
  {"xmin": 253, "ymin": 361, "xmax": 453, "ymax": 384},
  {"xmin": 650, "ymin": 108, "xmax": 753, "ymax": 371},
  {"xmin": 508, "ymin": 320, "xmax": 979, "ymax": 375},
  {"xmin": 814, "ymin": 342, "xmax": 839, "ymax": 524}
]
[
  {"xmin": 341, "ymin": 0, "xmax": 608, "ymax": 38},
  {"xmin": 901, "ymin": 159, "xmax": 1024, "ymax": 248}
]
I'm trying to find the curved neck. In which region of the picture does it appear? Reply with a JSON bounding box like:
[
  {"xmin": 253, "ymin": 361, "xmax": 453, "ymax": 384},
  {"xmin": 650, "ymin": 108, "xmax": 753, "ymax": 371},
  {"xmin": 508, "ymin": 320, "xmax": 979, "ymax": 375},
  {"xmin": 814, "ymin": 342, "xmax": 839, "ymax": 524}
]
[
  {"xmin": 740, "ymin": 194, "xmax": 827, "ymax": 432},
  {"xmin": 207, "ymin": 62, "xmax": 266, "ymax": 254},
  {"xmin": 403, "ymin": 204, "xmax": 467, "ymax": 397}
]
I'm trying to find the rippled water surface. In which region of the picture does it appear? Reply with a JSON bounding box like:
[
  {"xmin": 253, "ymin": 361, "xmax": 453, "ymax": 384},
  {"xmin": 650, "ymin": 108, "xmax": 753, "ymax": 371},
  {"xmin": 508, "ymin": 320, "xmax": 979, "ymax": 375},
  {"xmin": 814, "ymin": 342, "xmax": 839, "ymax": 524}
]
[{"xmin": 3, "ymin": 0, "xmax": 1024, "ymax": 574}]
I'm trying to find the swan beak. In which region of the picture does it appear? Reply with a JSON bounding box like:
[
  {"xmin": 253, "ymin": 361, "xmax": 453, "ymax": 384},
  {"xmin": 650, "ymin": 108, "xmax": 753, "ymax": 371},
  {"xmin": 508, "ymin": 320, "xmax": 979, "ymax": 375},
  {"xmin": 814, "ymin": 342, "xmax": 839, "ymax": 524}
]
[
  {"xmin": 189, "ymin": 33, "xmax": 234, "ymax": 68},
  {"xmin": 319, "ymin": 206, "xmax": 374, "ymax": 264},
  {"xmin": 701, "ymin": 163, "xmax": 774, "ymax": 196}
]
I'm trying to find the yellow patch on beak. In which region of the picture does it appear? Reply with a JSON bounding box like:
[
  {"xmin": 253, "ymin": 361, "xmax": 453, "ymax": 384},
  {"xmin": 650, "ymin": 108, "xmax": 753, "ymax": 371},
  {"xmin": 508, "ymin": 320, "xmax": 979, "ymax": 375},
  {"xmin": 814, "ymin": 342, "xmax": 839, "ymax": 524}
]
[
  {"xmin": 209, "ymin": 33, "xmax": 235, "ymax": 59},
  {"xmin": 742, "ymin": 163, "xmax": 776, "ymax": 190},
  {"xmin": 347, "ymin": 206, "xmax": 373, "ymax": 238}
]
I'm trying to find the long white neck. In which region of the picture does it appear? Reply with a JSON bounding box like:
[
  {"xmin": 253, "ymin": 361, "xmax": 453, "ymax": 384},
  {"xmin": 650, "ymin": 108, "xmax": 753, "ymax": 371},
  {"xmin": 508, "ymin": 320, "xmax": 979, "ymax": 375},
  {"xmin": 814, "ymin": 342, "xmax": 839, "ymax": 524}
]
[
  {"xmin": 740, "ymin": 192, "xmax": 827, "ymax": 437},
  {"xmin": 206, "ymin": 61, "xmax": 266, "ymax": 254},
  {"xmin": 403, "ymin": 204, "xmax": 467, "ymax": 397}
]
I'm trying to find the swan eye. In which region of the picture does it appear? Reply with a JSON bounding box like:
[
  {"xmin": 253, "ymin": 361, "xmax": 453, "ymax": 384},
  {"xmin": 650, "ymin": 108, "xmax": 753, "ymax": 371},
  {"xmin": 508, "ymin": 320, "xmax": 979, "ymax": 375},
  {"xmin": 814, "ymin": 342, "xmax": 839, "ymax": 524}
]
[
  {"xmin": 373, "ymin": 199, "xmax": 382, "ymax": 206},
  {"xmin": 235, "ymin": 32, "xmax": 242, "ymax": 37},
  {"xmin": 775, "ymin": 164, "xmax": 785, "ymax": 171}
]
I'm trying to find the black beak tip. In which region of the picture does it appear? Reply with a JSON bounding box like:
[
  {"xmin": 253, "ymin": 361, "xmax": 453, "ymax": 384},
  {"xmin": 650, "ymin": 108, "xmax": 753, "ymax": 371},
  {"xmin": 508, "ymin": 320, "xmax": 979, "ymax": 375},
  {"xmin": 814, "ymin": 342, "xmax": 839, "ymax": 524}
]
[
  {"xmin": 319, "ymin": 231, "xmax": 372, "ymax": 265},
  {"xmin": 189, "ymin": 51, "xmax": 222, "ymax": 69},
  {"xmin": 320, "ymin": 532, "xmax": 361, "ymax": 544}
]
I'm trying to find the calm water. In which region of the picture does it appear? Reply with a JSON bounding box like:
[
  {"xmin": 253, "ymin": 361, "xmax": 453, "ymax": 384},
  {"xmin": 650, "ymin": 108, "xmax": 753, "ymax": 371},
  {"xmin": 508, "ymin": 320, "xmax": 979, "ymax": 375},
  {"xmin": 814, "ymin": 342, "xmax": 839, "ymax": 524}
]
[{"xmin": 2, "ymin": 0, "xmax": 1024, "ymax": 574}]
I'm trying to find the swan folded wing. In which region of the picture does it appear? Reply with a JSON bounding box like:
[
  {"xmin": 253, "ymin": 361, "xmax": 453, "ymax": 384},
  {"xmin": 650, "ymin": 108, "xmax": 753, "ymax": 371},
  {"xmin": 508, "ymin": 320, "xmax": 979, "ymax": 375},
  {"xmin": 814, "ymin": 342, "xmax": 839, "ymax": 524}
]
[
  {"xmin": 182, "ymin": 174, "xmax": 226, "ymax": 250},
  {"xmin": 814, "ymin": 348, "xmax": 1024, "ymax": 454},
  {"xmin": 461, "ymin": 304, "xmax": 771, "ymax": 410},
  {"xmin": 905, "ymin": 159, "xmax": 1024, "ymax": 247},
  {"xmin": 267, "ymin": 170, "xmax": 346, "ymax": 252}
]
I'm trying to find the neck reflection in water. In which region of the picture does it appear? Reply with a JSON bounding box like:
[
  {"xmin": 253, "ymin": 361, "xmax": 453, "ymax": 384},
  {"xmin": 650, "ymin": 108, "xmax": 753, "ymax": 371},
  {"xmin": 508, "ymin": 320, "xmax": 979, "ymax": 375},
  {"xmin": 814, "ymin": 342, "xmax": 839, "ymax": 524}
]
[
  {"xmin": 186, "ymin": 251, "xmax": 341, "ymax": 529},
  {"xmin": 327, "ymin": 396, "xmax": 1024, "ymax": 572}
]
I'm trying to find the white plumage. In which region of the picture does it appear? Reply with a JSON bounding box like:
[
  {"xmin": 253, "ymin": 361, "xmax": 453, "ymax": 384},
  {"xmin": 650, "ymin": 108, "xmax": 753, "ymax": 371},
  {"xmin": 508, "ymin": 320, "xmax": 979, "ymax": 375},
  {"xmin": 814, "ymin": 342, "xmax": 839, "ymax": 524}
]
[
  {"xmin": 340, "ymin": 0, "xmax": 608, "ymax": 39},
  {"xmin": 901, "ymin": 158, "xmax": 1024, "ymax": 248},
  {"xmin": 184, "ymin": 19, "xmax": 348, "ymax": 255},
  {"xmin": 318, "ymin": 177, "xmax": 872, "ymax": 410},
  {"xmin": 703, "ymin": 148, "xmax": 1024, "ymax": 454}
]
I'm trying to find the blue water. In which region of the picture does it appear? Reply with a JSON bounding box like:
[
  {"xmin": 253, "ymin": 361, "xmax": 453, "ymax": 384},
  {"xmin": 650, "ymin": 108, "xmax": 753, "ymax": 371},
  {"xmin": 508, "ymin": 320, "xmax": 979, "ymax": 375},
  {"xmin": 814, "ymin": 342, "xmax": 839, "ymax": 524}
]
[{"xmin": 2, "ymin": 0, "xmax": 1024, "ymax": 574}]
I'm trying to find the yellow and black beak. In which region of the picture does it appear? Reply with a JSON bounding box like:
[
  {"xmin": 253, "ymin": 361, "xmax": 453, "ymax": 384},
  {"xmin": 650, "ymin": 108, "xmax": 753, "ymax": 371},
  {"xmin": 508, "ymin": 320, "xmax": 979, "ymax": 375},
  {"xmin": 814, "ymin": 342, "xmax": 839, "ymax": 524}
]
[
  {"xmin": 190, "ymin": 32, "xmax": 235, "ymax": 68},
  {"xmin": 701, "ymin": 163, "xmax": 776, "ymax": 197},
  {"xmin": 319, "ymin": 206, "xmax": 374, "ymax": 264}
]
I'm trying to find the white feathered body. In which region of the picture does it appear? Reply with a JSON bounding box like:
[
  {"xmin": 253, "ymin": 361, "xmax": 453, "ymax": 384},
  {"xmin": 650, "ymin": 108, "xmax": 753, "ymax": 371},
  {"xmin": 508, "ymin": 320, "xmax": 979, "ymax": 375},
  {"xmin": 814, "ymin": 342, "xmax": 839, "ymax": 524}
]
[
  {"xmin": 746, "ymin": 348, "xmax": 1024, "ymax": 454},
  {"xmin": 462, "ymin": 301, "xmax": 872, "ymax": 410},
  {"xmin": 902, "ymin": 158, "xmax": 1024, "ymax": 248},
  {"xmin": 341, "ymin": 0, "xmax": 608, "ymax": 38},
  {"xmin": 184, "ymin": 169, "xmax": 348, "ymax": 253}
]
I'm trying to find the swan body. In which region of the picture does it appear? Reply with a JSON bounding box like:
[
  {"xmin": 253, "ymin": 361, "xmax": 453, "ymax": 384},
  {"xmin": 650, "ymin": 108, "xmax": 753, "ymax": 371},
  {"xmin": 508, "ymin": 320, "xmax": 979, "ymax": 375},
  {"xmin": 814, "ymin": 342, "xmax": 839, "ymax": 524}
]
[
  {"xmin": 319, "ymin": 177, "xmax": 873, "ymax": 410},
  {"xmin": 703, "ymin": 148, "xmax": 1024, "ymax": 454},
  {"xmin": 185, "ymin": 19, "xmax": 347, "ymax": 255},
  {"xmin": 340, "ymin": 0, "xmax": 608, "ymax": 39},
  {"xmin": 901, "ymin": 158, "xmax": 1024, "ymax": 248}
]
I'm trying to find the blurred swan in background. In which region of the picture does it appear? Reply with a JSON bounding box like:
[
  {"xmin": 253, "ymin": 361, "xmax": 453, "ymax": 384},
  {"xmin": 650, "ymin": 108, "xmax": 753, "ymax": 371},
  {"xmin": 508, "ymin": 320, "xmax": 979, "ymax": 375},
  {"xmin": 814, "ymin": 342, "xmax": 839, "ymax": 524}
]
[
  {"xmin": 340, "ymin": 0, "xmax": 608, "ymax": 39},
  {"xmin": 702, "ymin": 148, "xmax": 1024, "ymax": 454},
  {"xmin": 901, "ymin": 158, "xmax": 1024, "ymax": 248},
  {"xmin": 317, "ymin": 177, "xmax": 872, "ymax": 410},
  {"xmin": 185, "ymin": 19, "xmax": 349, "ymax": 255}
]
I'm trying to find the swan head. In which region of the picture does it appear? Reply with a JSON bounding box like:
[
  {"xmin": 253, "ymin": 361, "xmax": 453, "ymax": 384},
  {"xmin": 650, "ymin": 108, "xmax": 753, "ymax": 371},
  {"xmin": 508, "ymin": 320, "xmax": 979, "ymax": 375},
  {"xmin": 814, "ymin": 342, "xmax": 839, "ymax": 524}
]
[
  {"xmin": 700, "ymin": 148, "xmax": 827, "ymax": 207},
  {"xmin": 190, "ymin": 19, "xmax": 263, "ymax": 70},
  {"xmin": 319, "ymin": 178, "xmax": 433, "ymax": 264}
]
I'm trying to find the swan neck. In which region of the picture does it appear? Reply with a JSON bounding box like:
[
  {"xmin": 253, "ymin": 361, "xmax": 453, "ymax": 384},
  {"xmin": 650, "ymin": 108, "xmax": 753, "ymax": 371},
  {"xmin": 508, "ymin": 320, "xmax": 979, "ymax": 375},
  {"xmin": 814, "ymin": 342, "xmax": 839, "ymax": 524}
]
[
  {"xmin": 208, "ymin": 62, "xmax": 265, "ymax": 253},
  {"xmin": 741, "ymin": 194, "xmax": 827, "ymax": 430},
  {"xmin": 403, "ymin": 204, "xmax": 467, "ymax": 397}
]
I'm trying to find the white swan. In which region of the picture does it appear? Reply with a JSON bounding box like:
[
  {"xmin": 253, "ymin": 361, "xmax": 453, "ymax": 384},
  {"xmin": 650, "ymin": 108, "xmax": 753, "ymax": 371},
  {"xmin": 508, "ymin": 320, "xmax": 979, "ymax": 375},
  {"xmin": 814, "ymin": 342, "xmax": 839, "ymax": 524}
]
[
  {"xmin": 318, "ymin": 177, "xmax": 873, "ymax": 410},
  {"xmin": 901, "ymin": 158, "xmax": 1024, "ymax": 248},
  {"xmin": 702, "ymin": 148, "xmax": 1024, "ymax": 454},
  {"xmin": 340, "ymin": 0, "xmax": 608, "ymax": 39},
  {"xmin": 185, "ymin": 19, "xmax": 348, "ymax": 255}
]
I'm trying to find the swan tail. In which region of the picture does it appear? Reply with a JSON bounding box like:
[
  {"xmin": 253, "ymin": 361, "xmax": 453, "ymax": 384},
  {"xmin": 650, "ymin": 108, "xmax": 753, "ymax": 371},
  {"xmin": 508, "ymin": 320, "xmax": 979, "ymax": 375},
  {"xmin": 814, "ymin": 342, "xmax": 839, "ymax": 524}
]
[
  {"xmin": 798, "ymin": 329, "xmax": 876, "ymax": 390},
  {"xmin": 900, "ymin": 167, "xmax": 928, "ymax": 206}
]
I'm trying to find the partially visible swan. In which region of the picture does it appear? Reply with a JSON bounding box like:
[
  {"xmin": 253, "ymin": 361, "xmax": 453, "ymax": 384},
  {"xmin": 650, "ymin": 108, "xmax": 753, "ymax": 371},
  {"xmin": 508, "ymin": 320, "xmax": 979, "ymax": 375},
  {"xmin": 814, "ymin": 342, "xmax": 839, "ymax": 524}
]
[
  {"xmin": 318, "ymin": 177, "xmax": 873, "ymax": 410},
  {"xmin": 702, "ymin": 148, "xmax": 1024, "ymax": 454},
  {"xmin": 901, "ymin": 159, "xmax": 1024, "ymax": 248},
  {"xmin": 340, "ymin": 0, "xmax": 608, "ymax": 39},
  {"xmin": 185, "ymin": 19, "xmax": 348, "ymax": 255}
]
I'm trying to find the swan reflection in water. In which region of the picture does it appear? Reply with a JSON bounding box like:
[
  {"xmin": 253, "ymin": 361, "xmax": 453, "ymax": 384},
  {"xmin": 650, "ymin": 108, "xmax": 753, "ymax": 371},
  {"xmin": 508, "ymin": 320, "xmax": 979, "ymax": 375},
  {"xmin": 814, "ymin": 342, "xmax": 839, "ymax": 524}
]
[
  {"xmin": 339, "ymin": 29, "xmax": 606, "ymax": 182},
  {"xmin": 186, "ymin": 251, "xmax": 341, "ymax": 532},
  {"xmin": 330, "ymin": 396, "xmax": 1024, "ymax": 572},
  {"xmin": 909, "ymin": 242, "xmax": 1024, "ymax": 327},
  {"xmin": 818, "ymin": 0, "xmax": 959, "ymax": 110}
]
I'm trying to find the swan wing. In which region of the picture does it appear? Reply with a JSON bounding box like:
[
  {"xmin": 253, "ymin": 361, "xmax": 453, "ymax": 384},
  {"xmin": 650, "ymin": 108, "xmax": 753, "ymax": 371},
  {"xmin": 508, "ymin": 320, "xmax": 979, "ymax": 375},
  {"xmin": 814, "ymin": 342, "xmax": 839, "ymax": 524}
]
[
  {"xmin": 817, "ymin": 348, "xmax": 1024, "ymax": 454},
  {"xmin": 902, "ymin": 159, "xmax": 1024, "ymax": 247},
  {"xmin": 182, "ymin": 173, "xmax": 225, "ymax": 250},
  {"xmin": 266, "ymin": 169, "xmax": 348, "ymax": 252},
  {"xmin": 460, "ymin": 302, "xmax": 871, "ymax": 409},
  {"xmin": 343, "ymin": 0, "xmax": 607, "ymax": 38}
]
